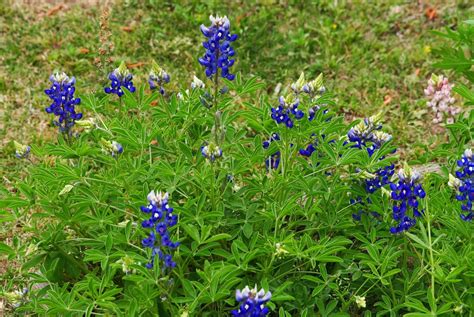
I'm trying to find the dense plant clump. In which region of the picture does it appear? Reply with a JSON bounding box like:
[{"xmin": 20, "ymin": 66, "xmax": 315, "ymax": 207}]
[{"xmin": 2, "ymin": 12, "xmax": 473, "ymax": 317}]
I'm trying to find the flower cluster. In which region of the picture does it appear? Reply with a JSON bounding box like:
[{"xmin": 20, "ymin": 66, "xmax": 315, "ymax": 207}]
[
  {"xmin": 389, "ymin": 168, "xmax": 426, "ymax": 234},
  {"xmin": 231, "ymin": 285, "xmax": 272, "ymax": 317},
  {"xmin": 4, "ymin": 288, "xmax": 28, "ymax": 308},
  {"xmin": 44, "ymin": 72, "xmax": 83, "ymax": 133},
  {"xmin": 271, "ymin": 95, "xmax": 304, "ymax": 128},
  {"xmin": 365, "ymin": 163, "xmax": 395, "ymax": 193},
  {"xmin": 199, "ymin": 15, "xmax": 238, "ymax": 81},
  {"xmin": 303, "ymin": 73, "xmax": 326, "ymax": 99},
  {"xmin": 347, "ymin": 113, "xmax": 384, "ymax": 150},
  {"xmin": 100, "ymin": 139, "xmax": 123, "ymax": 157},
  {"xmin": 299, "ymin": 141, "xmax": 317, "ymax": 157},
  {"xmin": 14, "ymin": 141, "xmax": 31, "ymax": 159},
  {"xmin": 141, "ymin": 191, "xmax": 179, "ymax": 270},
  {"xmin": 348, "ymin": 115, "xmax": 395, "ymax": 195},
  {"xmin": 452, "ymin": 149, "xmax": 473, "ymax": 221},
  {"xmin": 290, "ymin": 72, "xmax": 306, "ymax": 95},
  {"xmin": 201, "ymin": 142, "xmax": 223, "ymax": 162},
  {"xmin": 424, "ymin": 74, "xmax": 460, "ymax": 124},
  {"xmin": 148, "ymin": 61, "xmax": 170, "ymax": 95},
  {"xmin": 263, "ymin": 133, "xmax": 281, "ymax": 170},
  {"xmin": 104, "ymin": 61, "xmax": 136, "ymax": 97},
  {"xmin": 271, "ymin": 73, "xmax": 328, "ymax": 128}
]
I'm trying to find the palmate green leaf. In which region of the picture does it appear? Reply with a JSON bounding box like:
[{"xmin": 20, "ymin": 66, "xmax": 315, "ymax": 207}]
[
  {"xmin": 453, "ymin": 84, "xmax": 474, "ymax": 105},
  {"xmin": 239, "ymin": 76, "xmax": 266, "ymax": 95},
  {"xmin": 203, "ymin": 233, "xmax": 232, "ymax": 244}
]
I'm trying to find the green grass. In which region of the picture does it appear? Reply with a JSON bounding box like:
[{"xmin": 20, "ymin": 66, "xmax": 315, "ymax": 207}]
[{"xmin": 1, "ymin": 1, "xmax": 470, "ymax": 168}]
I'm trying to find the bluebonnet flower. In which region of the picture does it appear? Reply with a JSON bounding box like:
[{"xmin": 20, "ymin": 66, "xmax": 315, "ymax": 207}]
[
  {"xmin": 303, "ymin": 73, "xmax": 326, "ymax": 99},
  {"xmin": 290, "ymin": 72, "xmax": 306, "ymax": 95},
  {"xmin": 231, "ymin": 285, "xmax": 272, "ymax": 317},
  {"xmin": 347, "ymin": 113, "xmax": 384, "ymax": 150},
  {"xmin": 348, "ymin": 116, "xmax": 395, "ymax": 222},
  {"xmin": 365, "ymin": 162, "xmax": 395, "ymax": 194},
  {"xmin": 100, "ymin": 139, "xmax": 124, "ymax": 157},
  {"xmin": 451, "ymin": 149, "xmax": 473, "ymax": 221},
  {"xmin": 44, "ymin": 72, "xmax": 83, "ymax": 134},
  {"xmin": 389, "ymin": 167, "xmax": 426, "ymax": 234},
  {"xmin": 298, "ymin": 134, "xmax": 321, "ymax": 157},
  {"xmin": 104, "ymin": 61, "xmax": 136, "ymax": 97},
  {"xmin": 141, "ymin": 191, "xmax": 179, "ymax": 270},
  {"xmin": 14, "ymin": 141, "xmax": 31, "ymax": 159},
  {"xmin": 198, "ymin": 15, "xmax": 238, "ymax": 81},
  {"xmin": 271, "ymin": 95, "xmax": 304, "ymax": 128},
  {"xmin": 201, "ymin": 142, "xmax": 223, "ymax": 162},
  {"xmin": 191, "ymin": 75, "xmax": 205, "ymax": 89},
  {"xmin": 299, "ymin": 143, "xmax": 317, "ymax": 157},
  {"xmin": 263, "ymin": 133, "xmax": 281, "ymax": 170},
  {"xmin": 308, "ymin": 105, "xmax": 329, "ymax": 122},
  {"xmin": 347, "ymin": 116, "xmax": 394, "ymax": 191},
  {"xmin": 149, "ymin": 60, "xmax": 170, "ymax": 95}
]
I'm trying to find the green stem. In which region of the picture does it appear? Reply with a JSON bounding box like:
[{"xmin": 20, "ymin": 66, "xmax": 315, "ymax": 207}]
[
  {"xmin": 53, "ymin": 243, "xmax": 88, "ymax": 274},
  {"xmin": 426, "ymin": 200, "xmax": 436, "ymax": 303}
]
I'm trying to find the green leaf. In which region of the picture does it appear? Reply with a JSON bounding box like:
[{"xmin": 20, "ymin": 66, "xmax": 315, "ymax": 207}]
[
  {"xmin": 203, "ymin": 233, "xmax": 231, "ymax": 244},
  {"xmin": 0, "ymin": 243, "xmax": 14, "ymax": 256}
]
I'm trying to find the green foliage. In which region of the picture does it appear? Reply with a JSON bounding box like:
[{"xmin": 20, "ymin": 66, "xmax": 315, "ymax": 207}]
[
  {"xmin": 2, "ymin": 71, "xmax": 473, "ymax": 315},
  {"xmin": 1, "ymin": 2, "xmax": 473, "ymax": 316}
]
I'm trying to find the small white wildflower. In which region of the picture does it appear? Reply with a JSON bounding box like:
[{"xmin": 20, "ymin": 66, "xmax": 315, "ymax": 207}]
[{"xmin": 354, "ymin": 295, "xmax": 366, "ymax": 308}]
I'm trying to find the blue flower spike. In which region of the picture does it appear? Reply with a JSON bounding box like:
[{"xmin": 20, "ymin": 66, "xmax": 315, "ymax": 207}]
[
  {"xmin": 347, "ymin": 112, "xmax": 385, "ymax": 150},
  {"xmin": 199, "ymin": 15, "xmax": 238, "ymax": 81},
  {"xmin": 148, "ymin": 60, "xmax": 170, "ymax": 95},
  {"xmin": 271, "ymin": 95, "xmax": 304, "ymax": 128},
  {"xmin": 141, "ymin": 191, "xmax": 179, "ymax": 270},
  {"xmin": 104, "ymin": 61, "xmax": 136, "ymax": 97},
  {"xmin": 263, "ymin": 133, "xmax": 281, "ymax": 170},
  {"xmin": 450, "ymin": 149, "xmax": 474, "ymax": 221},
  {"xmin": 389, "ymin": 166, "xmax": 426, "ymax": 234},
  {"xmin": 44, "ymin": 72, "xmax": 83, "ymax": 134},
  {"xmin": 231, "ymin": 285, "xmax": 272, "ymax": 317}
]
